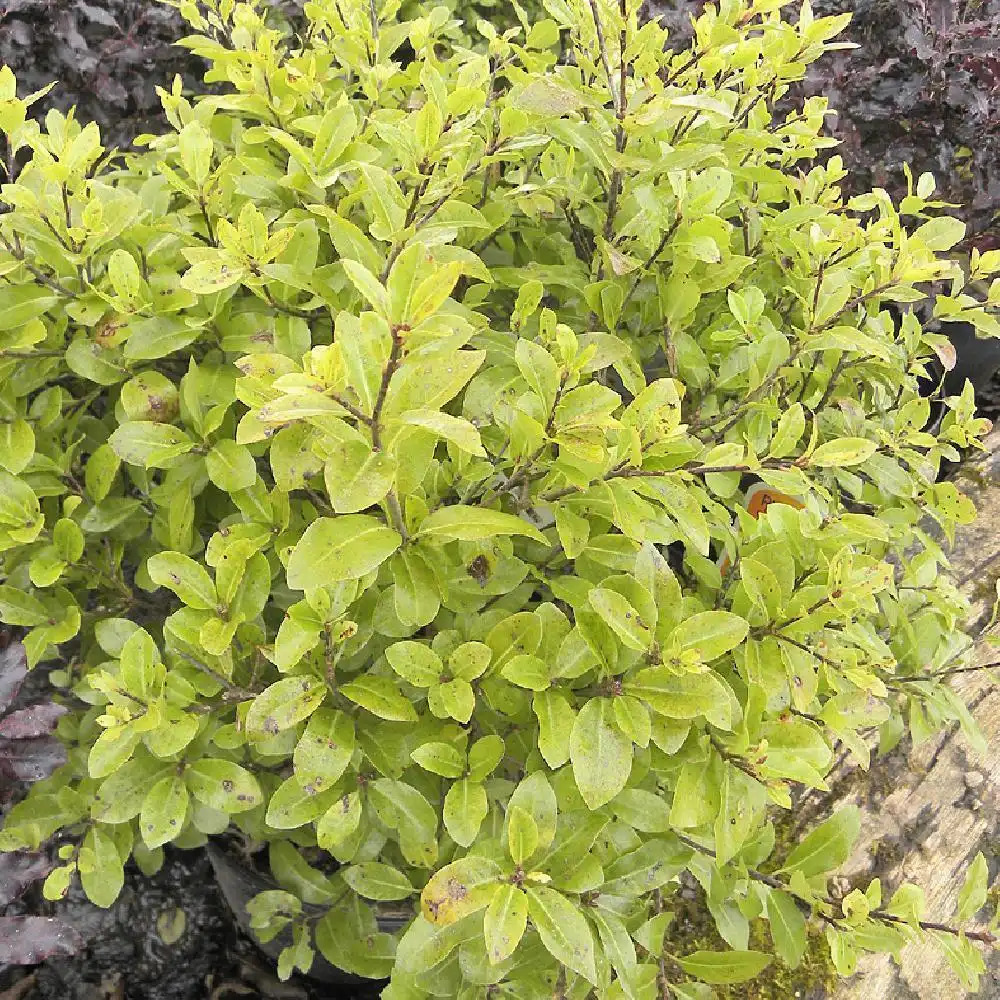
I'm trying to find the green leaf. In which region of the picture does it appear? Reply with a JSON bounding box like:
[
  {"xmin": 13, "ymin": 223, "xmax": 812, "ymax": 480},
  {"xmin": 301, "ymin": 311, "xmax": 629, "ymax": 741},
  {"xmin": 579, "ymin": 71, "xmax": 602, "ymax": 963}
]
[
  {"xmin": 449, "ymin": 642, "xmax": 493, "ymax": 682},
  {"xmin": 340, "ymin": 672, "xmax": 418, "ymax": 722},
  {"xmin": 570, "ymin": 697, "xmax": 632, "ymax": 810},
  {"xmin": 507, "ymin": 805, "xmax": 539, "ymax": 864},
  {"xmin": 676, "ymin": 950, "xmax": 772, "ymax": 985},
  {"xmin": 324, "ymin": 440, "xmax": 394, "ymax": 514},
  {"xmin": 533, "ymin": 690, "xmax": 575, "ymax": 769},
  {"xmin": 206, "ymin": 440, "xmax": 257, "ymax": 492},
  {"xmin": 610, "ymin": 788, "xmax": 671, "ymax": 833},
  {"xmin": 394, "ymin": 913, "xmax": 481, "ymax": 977},
  {"xmin": 140, "ymin": 775, "xmax": 188, "ymax": 849},
  {"xmin": 625, "ymin": 667, "xmax": 735, "ymax": 730},
  {"xmin": 400, "ymin": 409, "xmax": 485, "ymax": 456},
  {"xmin": 180, "ymin": 258, "xmax": 246, "ymax": 294},
  {"xmin": 443, "ymin": 778, "xmax": 488, "ymax": 848},
  {"xmin": 421, "ymin": 856, "xmax": 502, "ymax": 925},
  {"xmin": 766, "ymin": 890, "xmax": 807, "ymax": 969},
  {"xmin": 589, "ymin": 909, "xmax": 638, "ymax": 991},
  {"xmin": 343, "ymin": 862, "xmax": 415, "ymax": 901},
  {"xmin": 245, "ymin": 676, "xmax": 327, "ymax": 738},
  {"xmin": 93, "ymin": 756, "xmax": 170, "ymax": 823},
  {"xmin": 178, "ymin": 120, "xmax": 214, "ymax": 185},
  {"xmin": 79, "ymin": 826, "xmax": 125, "ymax": 909},
  {"xmin": 390, "ymin": 547, "xmax": 439, "ymax": 628},
  {"xmin": 554, "ymin": 504, "xmax": 590, "ymax": 559},
  {"xmin": 293, "ymin": 709, "xmax": 355, "ymax": 793},
  {"xmin": 507, "ymin": 772, "xmax": 557, "ymax": 852},
  {"xmin": 428, "ymin": 678, "xmax": 475, "ymax": 723},
  {"xmin": 526, "ymin": 885, "xmax": 598, "ymax": 984},
  {"xmin": 588, "ymin": 588, "xmax": 653, "ymax": 651},
  {"xmin": 269, "ymin": 841, "xmax": 334, "ymax": 905},
  {"xmin": 740, "ymin": 558, "xmax": 781, "ymax": 617},
  {"xmin": 265, "ymin": 777, "xmax": 339, "ymax": 831},
  {"xmin": 715, "ymin": 766, "xmax": 753, "ymax": 866},
  {"xmin": 514, "ymin": 338, "xmax": 560, "ymax": 411},
  {"xmin": 667, "ymin": 611, "xmax": 749, "ymax": 661},
  {"xmin": 119, "ymin": 627, "xmax": 157, "ymax": 697},
  {"xmin": 109, "ymin": 421, "xmax": 193, "ymax": 468},
  {"xmin": 769, "ymin": 403, "xmax": 806, "ymax": 457},
  {"xmin": 484, "ymin": 884, "xmax": 528, "ymax": 965},
  {"xmin": 385, "ymin": 641, "xmax": 442, "ymax": 687},
  {"xmin": 601, "ymin": 839, "xmax": 686, "ymax": 897},
  {"xmin": 286, "ymin": 515, "xmax": 402, "ymax": 590},
  {"xmin": 780, "ymin": 806, "xmax": 860, "ymax": 877},
  {"xmin": 913, "ymin": 215, "xmax": 966, "ymax": 252},
  {"xmin": 809, "ymin": 438, "xmax": 878, "ymax": 468},
  {"xmin": 416, "ymin": 505, "xmax": 547, "ymax": 543},
  {"xmin": 957, "ymin": 852, "xmax": 989, "ymax": 922},
  {"xmin": 501, "ymin": 654, "xmax": 550, "ymax": 691},
  {"xmin": 411, "ymin": 741, "xmax": 465, "ymax": 778},
  {"xmin": 147, "ymin": 551, "xmax": 217, "ymax": 610},
  {"xmin": 341, "ymin": 259, "xmax": 390, "ymax": 315},
  {"xmin": 185, "ymin": 759, "xmax": 262, "ymax": 813},
  {"xmin": 0, "ymin": 287, "xmax": 58, "ymax": 330},
  {"xmin": 88, "ymin": 726, "xmax": 140, "ymax": 779},
  {"xmin": 0, "ymin": 585, "xmax": 48, "ymax": 626},
  {"xmin": 317, "ymin": 791, "xmax": 362, "ymax": 851},
  {"xmin": 614, "ymin": 694, "xmax": 651, "ymax": 748}
]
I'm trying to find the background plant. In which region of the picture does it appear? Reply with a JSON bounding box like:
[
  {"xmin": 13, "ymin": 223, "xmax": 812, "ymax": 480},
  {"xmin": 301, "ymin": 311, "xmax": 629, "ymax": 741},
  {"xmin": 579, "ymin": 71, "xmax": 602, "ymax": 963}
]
[
  {"xmin": 0, "ymin": 637, "xmax": 83, "ymax": 967},
  {"xmin": 0, "ymin": 0, "xmax": 998, "ymax": 996}
]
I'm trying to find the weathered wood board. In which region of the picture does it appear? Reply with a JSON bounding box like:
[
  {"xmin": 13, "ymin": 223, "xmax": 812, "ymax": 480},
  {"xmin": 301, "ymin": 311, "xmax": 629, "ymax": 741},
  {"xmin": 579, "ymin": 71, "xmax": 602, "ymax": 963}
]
[{"xmin": 825, "ymin": 429, "xmax": 1000, "ymax": 999}]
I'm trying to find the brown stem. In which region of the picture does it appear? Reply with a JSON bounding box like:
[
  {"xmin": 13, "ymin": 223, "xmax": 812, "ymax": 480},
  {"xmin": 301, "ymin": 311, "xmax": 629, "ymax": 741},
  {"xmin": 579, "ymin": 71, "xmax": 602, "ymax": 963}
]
[
  {"xmin": 370, "ymin": 327, "xmax": 404, "ymax": 450},
  {"xmin": 891, "ymin": 661, "xmax": 1000, "ymax": 684},
  {"xmin": 539, "ymin": 457, "xmax": 792, "ymax": 503},
  {"xmin": 329, "ymin": 391, "xmax": 374, "ymax": 426},
  {"xmin": 675, "ymin": 833, "xmax": 997, "ymax": 946},
  {"xmin": 386, "ymin": 490, "xmax": 408, "ymax": 540}
]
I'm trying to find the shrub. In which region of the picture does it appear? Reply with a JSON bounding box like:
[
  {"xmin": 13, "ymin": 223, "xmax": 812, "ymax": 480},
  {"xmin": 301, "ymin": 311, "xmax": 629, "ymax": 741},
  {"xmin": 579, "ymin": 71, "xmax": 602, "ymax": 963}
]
[{"xmin": 0, "ymin": 0, "xmax": 999, "ymax": 994}]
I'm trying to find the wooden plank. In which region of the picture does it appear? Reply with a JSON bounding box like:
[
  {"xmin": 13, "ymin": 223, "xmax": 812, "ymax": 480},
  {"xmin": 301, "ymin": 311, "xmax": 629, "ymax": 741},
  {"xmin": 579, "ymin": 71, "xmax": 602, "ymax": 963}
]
[{"xmin": 826, "ymin": 429, "xmax": 1000, "ymax": 999}]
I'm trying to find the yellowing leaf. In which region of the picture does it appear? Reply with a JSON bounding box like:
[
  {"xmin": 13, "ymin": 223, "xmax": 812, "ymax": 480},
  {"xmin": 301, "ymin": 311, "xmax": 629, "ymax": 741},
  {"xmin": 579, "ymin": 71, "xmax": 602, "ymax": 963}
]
[
  {"xmin": 420, "ymin": 857, "xmax": 502, "ymax": 925},
  {"xmin": 570, "ymin": 697, "xmax": 632, "ymax": 810},
  {"xmin": 484, "ymin": 884, "xmax": 528, "ymax": 965},
  {"xmin": 416, "ymin": 505, "xmax": 547, "ymax": 543},
  {"xmin": 286, "ymin": 515, "xmax": 401, "ymax": 591},
  {"xmin": 809, "ymin": 438, "xmax": 878, "ymax": 468}
]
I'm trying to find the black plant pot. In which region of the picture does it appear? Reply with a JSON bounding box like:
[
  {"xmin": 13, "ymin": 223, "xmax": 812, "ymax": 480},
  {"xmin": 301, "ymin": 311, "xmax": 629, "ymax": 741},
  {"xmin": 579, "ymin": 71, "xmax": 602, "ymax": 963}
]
[
  {"xmin": 206, "ymin": 844, "xmax": 404, "ymax": 993},
  {"xmin": 918, "ymin": 321, "xmax": 1000, "ymax": 432}
]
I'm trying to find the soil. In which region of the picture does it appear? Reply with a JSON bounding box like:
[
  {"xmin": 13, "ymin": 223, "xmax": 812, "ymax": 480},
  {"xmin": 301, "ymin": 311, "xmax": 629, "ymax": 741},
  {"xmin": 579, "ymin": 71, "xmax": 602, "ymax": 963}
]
[{"xmin": 0, "ymin": 846, "xmax": 381, "ymax": 1000}]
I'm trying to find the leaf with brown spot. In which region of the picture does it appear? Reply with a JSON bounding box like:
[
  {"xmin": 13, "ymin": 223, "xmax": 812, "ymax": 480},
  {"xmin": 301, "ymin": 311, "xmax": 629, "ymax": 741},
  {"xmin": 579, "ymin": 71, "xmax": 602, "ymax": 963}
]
[
  {"xmin": 484, "ymin": 883, "xmax": 528, "ymax": 965},
  {"xmin": 245, "ymin": 676, "xmax": 326, "ymax": 739},
  {"xmin": 420, "ymin": 856, "xmax": 502, "ymax": 926}
]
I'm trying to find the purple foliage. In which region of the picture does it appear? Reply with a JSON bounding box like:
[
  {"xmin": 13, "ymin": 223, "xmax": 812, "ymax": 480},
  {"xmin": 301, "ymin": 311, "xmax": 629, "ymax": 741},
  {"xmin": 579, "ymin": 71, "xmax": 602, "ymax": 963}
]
[
  {"xmin": 0, "ymin": 916, "xmax": 84, "ymax": 965},
  {"xmin": 0, "ymin": 852, "xmax": 52, "ymax": 906},
  {"xmin": 0, "ymin": 640, "xmax": 81, "ymax": 966},
  {"xmin": 0, "ymin": 641, "xmax": 67, "ymax": 793}
]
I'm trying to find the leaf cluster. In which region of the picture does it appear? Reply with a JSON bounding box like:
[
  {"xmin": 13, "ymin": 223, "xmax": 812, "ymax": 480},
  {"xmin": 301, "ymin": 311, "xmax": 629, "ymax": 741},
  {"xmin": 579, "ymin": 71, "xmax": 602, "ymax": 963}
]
[{"xmin": 0, "ymin": 0, "xmax": 998, "ymax": 995}]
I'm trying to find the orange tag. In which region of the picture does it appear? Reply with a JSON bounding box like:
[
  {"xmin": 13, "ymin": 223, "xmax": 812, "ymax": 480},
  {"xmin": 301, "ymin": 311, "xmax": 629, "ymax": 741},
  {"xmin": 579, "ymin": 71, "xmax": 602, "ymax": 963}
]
[
  {"xmin": 719, "ymin": 482, "xmax": 805, "ymax": 574},
  {"xmin": 744, "ymin": 483, "xmax": 805, "ymax": 519}
]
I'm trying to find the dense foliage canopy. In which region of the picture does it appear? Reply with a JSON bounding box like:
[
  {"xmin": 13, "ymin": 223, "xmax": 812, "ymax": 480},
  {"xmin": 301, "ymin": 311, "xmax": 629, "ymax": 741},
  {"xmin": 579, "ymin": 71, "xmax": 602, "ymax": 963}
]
[{"xmin": 0, "ymin": 0, "xmax": 998, "ymax": 994}]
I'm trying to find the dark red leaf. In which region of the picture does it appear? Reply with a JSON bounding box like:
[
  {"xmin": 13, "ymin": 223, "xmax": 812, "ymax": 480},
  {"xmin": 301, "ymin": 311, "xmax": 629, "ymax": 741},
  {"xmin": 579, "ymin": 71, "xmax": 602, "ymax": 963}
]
[
  {"xmin": 0, "ymin": 703, "xmax": 67, "ymax": 739},
  {"xmin": 0, "ymin": 851, "xmax": 51, "ymax": 906},
  {"xmin": 0, "ymin": 916, "xmax": 84, "ymax": 965},
  {"xmin": 0, "ymin": 735, "xmax": 66, "ymax": 782},
  {"xmin": 0, "ymin": 642, "xmax": 27, "ymax": 714}
]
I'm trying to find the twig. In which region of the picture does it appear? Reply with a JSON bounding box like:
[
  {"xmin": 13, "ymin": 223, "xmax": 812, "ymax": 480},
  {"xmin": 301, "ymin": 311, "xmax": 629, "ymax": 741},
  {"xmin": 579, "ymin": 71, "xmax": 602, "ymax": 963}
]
[{"xmin": 675, "ymin": 833, "xmax": 997, "ymax": 946}]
